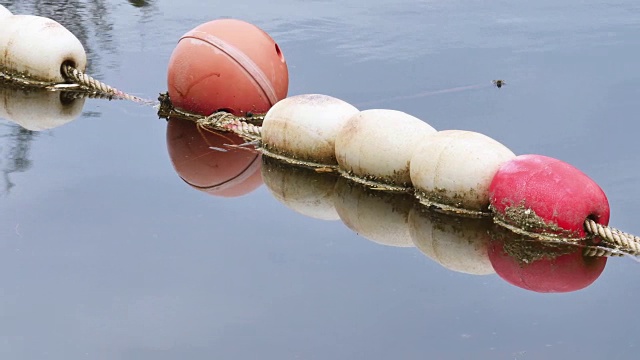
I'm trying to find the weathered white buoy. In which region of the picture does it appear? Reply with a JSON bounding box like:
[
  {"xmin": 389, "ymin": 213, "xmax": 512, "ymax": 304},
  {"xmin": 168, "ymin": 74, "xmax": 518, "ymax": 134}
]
[
  {"xmin": 261, "ymin": 94, "xmax": 359, "ymax": 167},
  {"xmin": 0, "ymin": 5, "xmax": 12, "ymax": 18},
  {"xmin": 0, "ymin": 86, "xmax": 86, "ymax": 131},
  {"xmin": 334, "ymin": 177, "xmax": 415, "ymax": 247},
  {"xmin": 335, "ymin": 109, "xmax": 436, "ymax": 190},
  {"xmin": 261, "ymin": 157, "xmax": 340, "ymax": 221},
  {"xmin": 408, "ymin": 206, "xmax": 495, "ymax": 275},
  {"xmin": 410, "ymin": 130, "xmax": 515, "ymax": 215},
  {"xmin": 0, "ymin": 15, "xmax": 87, "ymax": 83}
]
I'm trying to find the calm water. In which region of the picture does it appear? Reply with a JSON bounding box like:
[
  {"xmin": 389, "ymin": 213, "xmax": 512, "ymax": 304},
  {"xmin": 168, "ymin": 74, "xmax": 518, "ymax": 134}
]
[{"xmin": 1, "ymin": 0, "xmax": 640, "ymax": 359}]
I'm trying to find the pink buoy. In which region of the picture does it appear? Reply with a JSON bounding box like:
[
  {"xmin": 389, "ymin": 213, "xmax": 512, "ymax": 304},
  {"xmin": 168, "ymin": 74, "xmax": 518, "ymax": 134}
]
[
  {"xmin": 167, "ymin": 19, "xmax": 289, "ymax": 116},
  {"xmin": 489, "ymin": 237, "xmax": 607, "ymax": 293},
  {"xmin": 489, "ymin": 154, "xmax": 609, "ymax": 238}
]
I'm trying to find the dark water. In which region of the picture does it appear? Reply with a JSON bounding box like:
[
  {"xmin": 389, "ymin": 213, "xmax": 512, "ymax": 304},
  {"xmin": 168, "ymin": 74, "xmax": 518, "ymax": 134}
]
[{"xmin": 1, "ymin": 1, "xmax": 640, "ymax": 359}]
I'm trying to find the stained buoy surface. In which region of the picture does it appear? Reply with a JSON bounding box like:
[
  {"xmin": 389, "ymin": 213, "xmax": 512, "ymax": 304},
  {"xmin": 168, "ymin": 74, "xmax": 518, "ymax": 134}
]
[
  {"xmin": 410, "ymin": 130, "xmax": 515, "ymax": 214},
  {"xmin": 166, "ymin": 118, "xmax": 263, "ymax": 197},
  {"xmin": 489, "ymin": 154, "xmax": 609, "ymax": 238},
  {"xmin": 335, "ymin": 109, "xmax": 436, "ymax": 189},
  {"xmin": 334, "ymin": 178, "xmax": 415, "ymax": 247},
  {"xmin": 167, "ymin": 19, "xmax": 288, "ymax": 116},
  {"xmin": 261, "ymin": 94, "xmax": 359, "ymax": 167},
  {"xmin": 0, "ymin": 15, "xmax": 87, "ymax": 83},
  {"xmin": 262, "ymin": 157, "xmax": 340, "ymax": 221},
  {"xmin": 408, "ymin": 207, "xmax": 494, "ymax": 275}
]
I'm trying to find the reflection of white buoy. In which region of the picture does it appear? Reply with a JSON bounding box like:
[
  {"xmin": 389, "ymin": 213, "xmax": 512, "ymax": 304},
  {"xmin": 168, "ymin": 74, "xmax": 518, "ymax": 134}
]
[
  {"xmin": 410, "ymin": 130, "xmax": 515, "ymax": 215},
  {"xmin": 262, "ymin": 157, "xmax": 340, "ymax": 221},
  {"xmin": 0, "ymin": 86, "xmax": 86, "ymax": 131},
  {"xmin": 261, "ymin": 94, "xmax": 359, "ymax": 167},
  {"xmin": 0, "ymin": 5, "xmax": 12, "ymax": 18},
  {"xmin": 408, "ymin": 206, "xmax": 495, "ymax": 275},
  {"xmin": 0, "ymin": 15, "xmax": 87, "ymax": 83},
  {"xmin": 334, "ymin": 177, "xmax": 415, "ymax": 247},
  {"xmin": 335, "ymin": 109, "xmax": 436, "ymax": 190}
]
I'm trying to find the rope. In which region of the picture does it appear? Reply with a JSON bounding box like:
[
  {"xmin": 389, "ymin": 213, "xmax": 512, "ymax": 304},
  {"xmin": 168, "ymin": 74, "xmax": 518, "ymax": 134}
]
[
  {"xmin": 584, "ymin": 219, "xmax": 640, "ymax": 255},
  {"xmin": 198, "ymin": 112, "xmax": 262, "ymax": 141},
  {"xmin": 61, "ymin": 64, "xmax": 155, "ymax": 105}
]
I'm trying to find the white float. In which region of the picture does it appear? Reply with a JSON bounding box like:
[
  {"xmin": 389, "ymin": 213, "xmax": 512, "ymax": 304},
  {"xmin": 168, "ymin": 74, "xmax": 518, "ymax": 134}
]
[
  {"xmin": 261, "ymin": 94, "xmax": 359, "ymax": 167},
  {"xmin": 261, "ymin": 157, "xmax": 340, "ymax": 221},
  {"xmin": 0, "ymin": 86, "xmax": 86, "ymax": 131},
  {"xmin": 0, "ymin": 5, "xmax": 12, "ymax": 18},
  {"xmin": 408, "ymin": 207, "xmax": 495, "ymax": 275},
  {"xmin": 410, "ymin": 130, "xmax": 515, "ymax": 215},
  {"xmin": 335, "ymin": 109, "xmax": 436, "ymax": 190},
  {"xmin": 333, "ymin": 178, "xmax": 415, "ymax": 247},
  {"xmin": 0, "ymin": 15, "xmax": 87, "ymax": 83}
]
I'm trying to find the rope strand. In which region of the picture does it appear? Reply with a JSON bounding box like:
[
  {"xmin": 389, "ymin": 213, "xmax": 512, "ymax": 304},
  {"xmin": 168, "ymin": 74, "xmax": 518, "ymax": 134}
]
[
  {"xmin": 584, "ymin": 219, "xmax": 640, "ymax": 255},
  {"xmin": 61, "ymin": 64, "xmax": 155, "ymax": 105}
]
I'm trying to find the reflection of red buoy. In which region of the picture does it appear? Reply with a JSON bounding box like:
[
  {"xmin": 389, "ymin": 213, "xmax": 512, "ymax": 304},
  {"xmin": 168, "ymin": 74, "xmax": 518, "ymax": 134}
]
[
  {"xmin": 488, "ymin": 237, "xmax": 607, "ymax": 293},
  {"xmin": 489, "ymin": 155, "xmax": 609, "ymax": 238},
  {"xmin": 166, "ymin": 118, "xmax": 263, "ymax": 197},
  {"xmin": 167, "ymin": 19, "xmax": 289, "ymax": 116}
]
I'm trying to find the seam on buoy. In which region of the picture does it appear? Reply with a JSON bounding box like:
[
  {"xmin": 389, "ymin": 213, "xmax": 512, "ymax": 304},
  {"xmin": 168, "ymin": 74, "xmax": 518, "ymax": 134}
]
[{"xmin": 183, "ymin": 31, "xmax": 278, "ymax": 106}]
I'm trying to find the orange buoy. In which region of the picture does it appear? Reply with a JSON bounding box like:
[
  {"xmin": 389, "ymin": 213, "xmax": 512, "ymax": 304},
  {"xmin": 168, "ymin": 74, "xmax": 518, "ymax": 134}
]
[
  {"xmin": 166, "ymin": 118, "xmax": 263, "ymax": 197},
  {"xmin": 489, "ymin": 154, "xmax": 609, "ymax": 239},
  {"xmin": 167, "ymin": 19, "xmax": 289, "ymax": 117}
]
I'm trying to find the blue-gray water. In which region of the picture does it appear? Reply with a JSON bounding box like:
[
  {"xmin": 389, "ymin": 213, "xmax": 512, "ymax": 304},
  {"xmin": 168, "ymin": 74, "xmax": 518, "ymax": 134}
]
[{"xmin": 1, "ymin": 1, "xmax": 639, "ymax": 359}]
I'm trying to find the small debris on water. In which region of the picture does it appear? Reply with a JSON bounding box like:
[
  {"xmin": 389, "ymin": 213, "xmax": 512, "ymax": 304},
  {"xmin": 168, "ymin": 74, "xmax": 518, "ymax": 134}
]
[{"xmin": 492, "ymin": 79, "xmax": 506, "ymax": 88}]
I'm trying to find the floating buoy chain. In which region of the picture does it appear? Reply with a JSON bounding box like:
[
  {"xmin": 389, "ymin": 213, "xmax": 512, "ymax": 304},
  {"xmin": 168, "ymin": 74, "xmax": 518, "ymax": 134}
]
[
  {"xmin": 584, "ymin": 219, "xmax": 640, "ymax": 255},
  {"xmin": 61, "ymin": 64, "xmax": 154, "ymax": 105},
  {"xmin": 199, "ymin": 112, "xmax": 262, "ymax": 141}
]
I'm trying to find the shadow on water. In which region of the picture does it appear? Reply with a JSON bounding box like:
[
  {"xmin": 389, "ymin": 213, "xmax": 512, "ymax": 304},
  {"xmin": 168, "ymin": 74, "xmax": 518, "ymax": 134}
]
[{"xmin": 0, "ymin": 124, "xmax": 34, "ymax": 195}]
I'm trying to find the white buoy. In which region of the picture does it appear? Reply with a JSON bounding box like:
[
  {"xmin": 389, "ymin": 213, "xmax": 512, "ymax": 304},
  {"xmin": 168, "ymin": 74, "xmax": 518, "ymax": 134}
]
[
  {"xmin": 0, "ymin": 5, "xmax": 12, "ymax": 18},
  {"xmin": 335, "ymin": 109, "xmax": 436, "ymax": 190},
  {"xmin": 0, "ymin": 86, "xmax": 86, "ymax": 131},
  {"xmin": 334, "ymin": 178, "xmax": 415, "ymax": 247},
  {"xmin": 261, "ymin": 157, "xmax": 340, "ymax": 221},
  {"xmin": 408, "ymin": 207, "xmax": 495, "ymax": 275},
  {"xmin": 410, "ymin": 130, "xmax": 515, "ymax": 215},
  {"xmin": 261, "ymin": 94, "xmax": 359, "ymax": 167},
  {"xmin": 0, "ymin": 15, "xmax": 87, "ymax": 83}
]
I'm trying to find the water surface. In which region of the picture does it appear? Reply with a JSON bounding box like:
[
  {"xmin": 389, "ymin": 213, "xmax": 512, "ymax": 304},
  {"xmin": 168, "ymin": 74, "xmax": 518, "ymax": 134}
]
[{"xmin": 1, "ymin": 1, "xmax": 639, "ymax": 359}]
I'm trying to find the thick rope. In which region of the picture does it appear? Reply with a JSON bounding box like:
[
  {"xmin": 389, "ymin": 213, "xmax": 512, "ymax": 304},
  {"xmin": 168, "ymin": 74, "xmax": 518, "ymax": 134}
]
[
  {"xmin": 584, "ymin": 219, "xmax": 640, "ymax": 255},
  {"xmin": 61, "ymin": 64, "xmax": 155, "ymax": 105},
  {"xmin": 198, "ymin": 112, "xmax": 262, "ymax": 141}
]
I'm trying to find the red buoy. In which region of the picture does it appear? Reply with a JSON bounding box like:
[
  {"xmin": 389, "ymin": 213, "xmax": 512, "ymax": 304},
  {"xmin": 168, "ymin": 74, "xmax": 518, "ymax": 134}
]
[
  {"xmin": 167, "ymin": 19, "xmax": 289, "ymax": 116},
  {"xmin": 489, "ymin": 237, "xmax": 607, "ymax": 293},
  {"xmin": 166, "ymin": 118, "xmax": 263, "ymax": 197},
  {"xmin": 489, "ymin": 154, "xmax": 609, "ymax": 238}
]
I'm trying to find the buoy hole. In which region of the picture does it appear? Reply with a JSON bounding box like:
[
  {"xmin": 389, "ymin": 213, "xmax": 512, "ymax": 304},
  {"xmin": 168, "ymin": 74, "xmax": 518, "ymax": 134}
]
[
  {"xmin": 60, "ymin": 60, "xmax": 77, "ymax": 81},
  {"xmin": 275, "ymin": 43, "xmax": 284, "ymax": 62},
  {"xmin": 218, "ymin": 108, "xmax": 235, "ymax": 114},
  {"xmin": 58, "ymin": 91, "xmax": 76, "ymax": 106}
]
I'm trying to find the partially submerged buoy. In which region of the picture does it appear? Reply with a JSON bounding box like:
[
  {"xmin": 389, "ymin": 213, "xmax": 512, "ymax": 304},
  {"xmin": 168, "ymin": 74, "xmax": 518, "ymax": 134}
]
[
  {"xmin": 167, "ymin": 19, "xmax": 289, "ymax": 116},
  {"xmin": 0, "ymin": 85, "xmax": 86, "ymax": 131},
  {"xmin": 335, "ymin": 109, "xmax": 436, "ymax": 190},
  {"xmin": 333, "ymin": 178, "xmax": 415, "ymax": 247},
  {"xmin": 410, "ymin": 130, "xmax": 515, "ymax": 215},
  {"xmin": 166, "ymin": 118, "xmax": 263, "ymax": 197},
  {"xmin": 0, "ymin": 15, "xmax": 87, "ymax": 83},
  {"xmin": 261, "ymin": 157, "xmax": 341, "ymax": 221},
  {"xmin": 408, "ymin": 206, "xmax": 495, "ymax": 275},
  {"xmin": 489, "ymin": 154, "xmax": 610, "ymax": 239},
  {"xmin": 489, "ymin": 232, "xmax": 607, "ymax": 293},
  {"xmin": 261, "ymin": 94, "xmax": 359, "ymax": 167}
]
